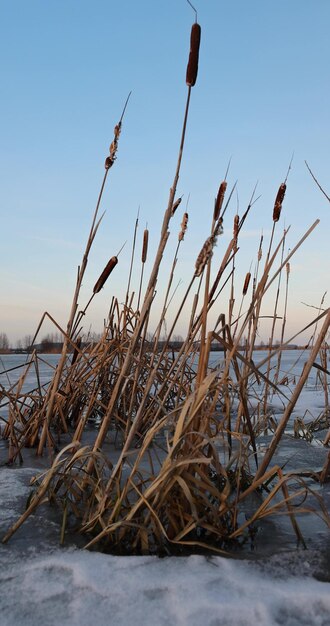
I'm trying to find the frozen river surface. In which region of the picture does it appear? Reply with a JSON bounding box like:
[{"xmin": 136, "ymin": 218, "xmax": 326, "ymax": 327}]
[
  {"xmin": 1, "ymin": 352, "xmax": 330, "ymax": 625},
  {"xmin": 1, "ymin": 466, "xmax": 330, "ymax": 626}
]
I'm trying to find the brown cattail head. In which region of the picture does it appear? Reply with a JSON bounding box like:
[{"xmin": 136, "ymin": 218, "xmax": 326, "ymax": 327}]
[
  {"xmin": 233, "ymin": 214, "xmax": 239, "ymax": 251},
  {"xmin": 242, "ymin": 272, "xmax": 251, "ymax": 296},
  {"xmin": 195, "ymin": 236, "xmax": 213, "ymax": 276},
  {"xmin": 113, "ymin": 122, "xmax": 121, "ymax": 140},
  {"xmin": 186, "ymin": 23, "xmax": 201, "ymax": 87},
  {"xmin": 142, "ymin": 229, "xmax": 149, "ymax": 263},
  {"xmin": 105, "ymin": 122, "xmax": 122, "ymax": 169},
  {"xmin": 93, "ymin": 256, "xmax": 118, "ymax": 293},
  {"xmin": 233, "ymin": 214, "xmax": 239, "ymax": 238},
  {"xmin": 171, "ymin": 197, "xmax": 182, "ymax": 216},
  {"xmin": 105, "ymin": 155, "xmax": 114, "ymax": 170},
  {"xmin": 286, "ymin": 262, "xmax": 290, "ymax": 275},
  {"xmin": 273, "ymin": 183, "xmax": 286, "ymax": 222},
  {"xmin": 178, "ymin": 212, "xmax": 189, "ymax": 241},
  {"xmin": 213, "ymin": 181, "xmax": 227, "ymax": 221}
]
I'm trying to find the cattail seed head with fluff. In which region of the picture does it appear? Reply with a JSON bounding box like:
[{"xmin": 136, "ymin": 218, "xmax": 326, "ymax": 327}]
[
  {"xmin": 178, "ymin": 212, "xmax": 189, "ymax": 241},
  {"xmin": 233, "ymin": 214, "xmax": 239, "ymax": 251},
  {"xmin": 105, "ymin": 122, "xmax": 122, "ymax": 170},
  {"xmin": 213, "ymin": 181, "xmax": 227, "ymax": 222},
  {"xmin": 105, "ymin": 155, "xmax": 114, "ymax": 170},
  {"xmin": 242, "ymin": 272, "xmax": 251, "ymax": 296},
  {"xmin": 171, "ymin": 197, "xmax": 182, "ymax": 216},
  {"xmin": 215, "ymin": 216, "xmax": 224, "ymax": 237},
  {"xmin": 186, "ymin": 23, "xmax": 201, "ymax": 87},
  {"xmin": 273, "ymin": 183, "xmax": 286, "ymax": 222},
  {"xmin": 93, "ymin": 256, "xmax": 118, "ymax": 293},
  {"xmin": 233, "ymin": 214, "xmax": 239, "ymax": 239},
  {"xmin": 195, "ymin": 236, "xmax": 213, "ymax": 276},
  {"xmin": 142, "ymin": 229, "xmax": 149, "ymax": 263},
  {"xmin": 113, "ymin": 123, "xmax": 121, "ymax": 140}
]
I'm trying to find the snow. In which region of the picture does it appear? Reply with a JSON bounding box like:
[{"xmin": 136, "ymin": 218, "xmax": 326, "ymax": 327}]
[
  {"xmin": 1, "ymin": 467, "xmax": 329, "ymax": 626},
  {"xmin": 1, "ymin": 549, "xmax": 330, "ymax": 626}
]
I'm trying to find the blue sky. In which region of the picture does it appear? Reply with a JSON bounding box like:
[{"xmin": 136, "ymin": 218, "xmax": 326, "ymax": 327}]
[{"xmin": 1, "ymin": 0, "xmax": 329, "ymax": 345}]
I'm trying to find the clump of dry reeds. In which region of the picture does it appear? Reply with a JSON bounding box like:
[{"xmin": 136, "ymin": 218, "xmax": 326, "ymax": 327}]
[{"xmin": 1, "ymin": 13, "xmax": 330, "ymax": 556}]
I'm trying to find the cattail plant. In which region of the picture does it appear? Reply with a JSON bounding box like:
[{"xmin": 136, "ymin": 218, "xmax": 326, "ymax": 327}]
[
  {"xmin": 178, "ymin": 212, "xmax": 189, "ymax": 241},
  {"xmin": 229, "ymin": 270, "xmax": 251, "ymax": 342},
  {"xmin": 186, "ymin": 23, "xmax": 201, "ymax": 87},
  {"xmin": 152, "ymin": 211, "xmax": 190, "ymax": 353},
  {"xmin": 213, "ymin": 181, "xmax": 227, "ymax": 222},
  {"xmin": 137, "ymin": 228, "xmax": 149, "ymax": 311},
  {"xmin": 93, "ymin": 256, "xmax": 118, "ymax": 294},
  {"xmin": 4, "ymin": 7, "xmax": 330, "ymax": 561},
  {"xmin": 242, "ymin": 272, "xmax": 251, "ymax": 296},
  {"xmin": 104, "ymin": 93, "xmax": 130, "ymax": 170},
  {"xmin": 35, "ymin": 95, "xmax": 130, "ymax": 456},
  {"xmin": 233, "ymin": 214, "xmax": 239, "ymax": 251},
  {"xmin": 195, "ymin": 236, "xmax": 213, "ymax": 276},
  {"xmin": 273, "ymin": 183, "xmax": 286, "ymax": 222},
  {"xmin": 171, "ymin": 196, "xmax": 183, "ymax": 216},
  {"xmin": 141, "ymin": 228, "xmax": 149, "ymax": 263},
  {"xmin": 265, "ymin": 182, "xmax": 287, "ymax": 269}
]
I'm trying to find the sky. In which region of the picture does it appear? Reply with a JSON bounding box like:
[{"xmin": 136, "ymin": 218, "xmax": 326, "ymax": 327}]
[{"xmin": 1, "ymin": 0, "xmax": 330, "ymax": 346}]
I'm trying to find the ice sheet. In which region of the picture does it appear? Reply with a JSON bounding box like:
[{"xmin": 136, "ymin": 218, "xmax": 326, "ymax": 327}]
[{"xmin": 1, "ymin": 467, "xmax": 329, "ymax": 626}]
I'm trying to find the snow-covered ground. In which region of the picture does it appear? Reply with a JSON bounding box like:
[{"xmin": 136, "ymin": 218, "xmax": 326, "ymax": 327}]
[{"xmin": 1, "ymin": 466, "xmax": 329, "ymax": 626}]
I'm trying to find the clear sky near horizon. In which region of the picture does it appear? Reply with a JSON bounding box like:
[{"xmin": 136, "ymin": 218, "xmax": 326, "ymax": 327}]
[{"xmin": 1, "ymin": 0, "xmax": 329, "ymax": 346}]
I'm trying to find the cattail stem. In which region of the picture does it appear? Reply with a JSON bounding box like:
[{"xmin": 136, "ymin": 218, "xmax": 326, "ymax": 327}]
[
  {"xmin": 36, "ymin": 98, "xmax": 128, "ymax": 454},
  {"xmin": 196, "ymin": 256, "xmax": 212, "ymax": 387},
  {"xmin": 274, "ymin": 262, "xmax": 290, "ymax": 386},
  {"xmin": 262, "ymin": 230, "xmax": 287, "ymax": 418},
  {"xmin": 126, "ymin": 210, "xmax": 139, "ymax": 305},
  {"xmin": 88, "ymin": 26, "xmax": 199, "ymax": 469}
]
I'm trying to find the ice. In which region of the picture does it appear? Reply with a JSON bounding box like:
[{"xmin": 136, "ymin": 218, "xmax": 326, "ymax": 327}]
[
  {"xmin": 1, "ymin": 351, "xmax": 329, "ymax": 625},
  {"xmin": 1, "ymin": 546, "xmax": 330, "ymax": 626},
  {"xmin": 1, "ymin": 467, "xmax": 329, "ymax": 626}
]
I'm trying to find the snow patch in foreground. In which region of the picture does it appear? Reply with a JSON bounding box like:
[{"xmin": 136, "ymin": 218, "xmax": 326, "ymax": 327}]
[
  {"xmin": 0, "ymin": 548, "xmax": 329, "ymax": 626},
  {"xmin": 1, "ymin": 465, "xmax": 329, "ymax": 626}
]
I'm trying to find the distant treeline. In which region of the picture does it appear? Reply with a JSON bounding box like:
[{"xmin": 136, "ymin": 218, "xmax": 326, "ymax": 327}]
[
  {"xmin": 1, "ymin": 330, "xmax": 309, "ymax": 355},
  {"xmin": 5, "ymin": 341, "xmax": 306, "ymax": 355}
]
